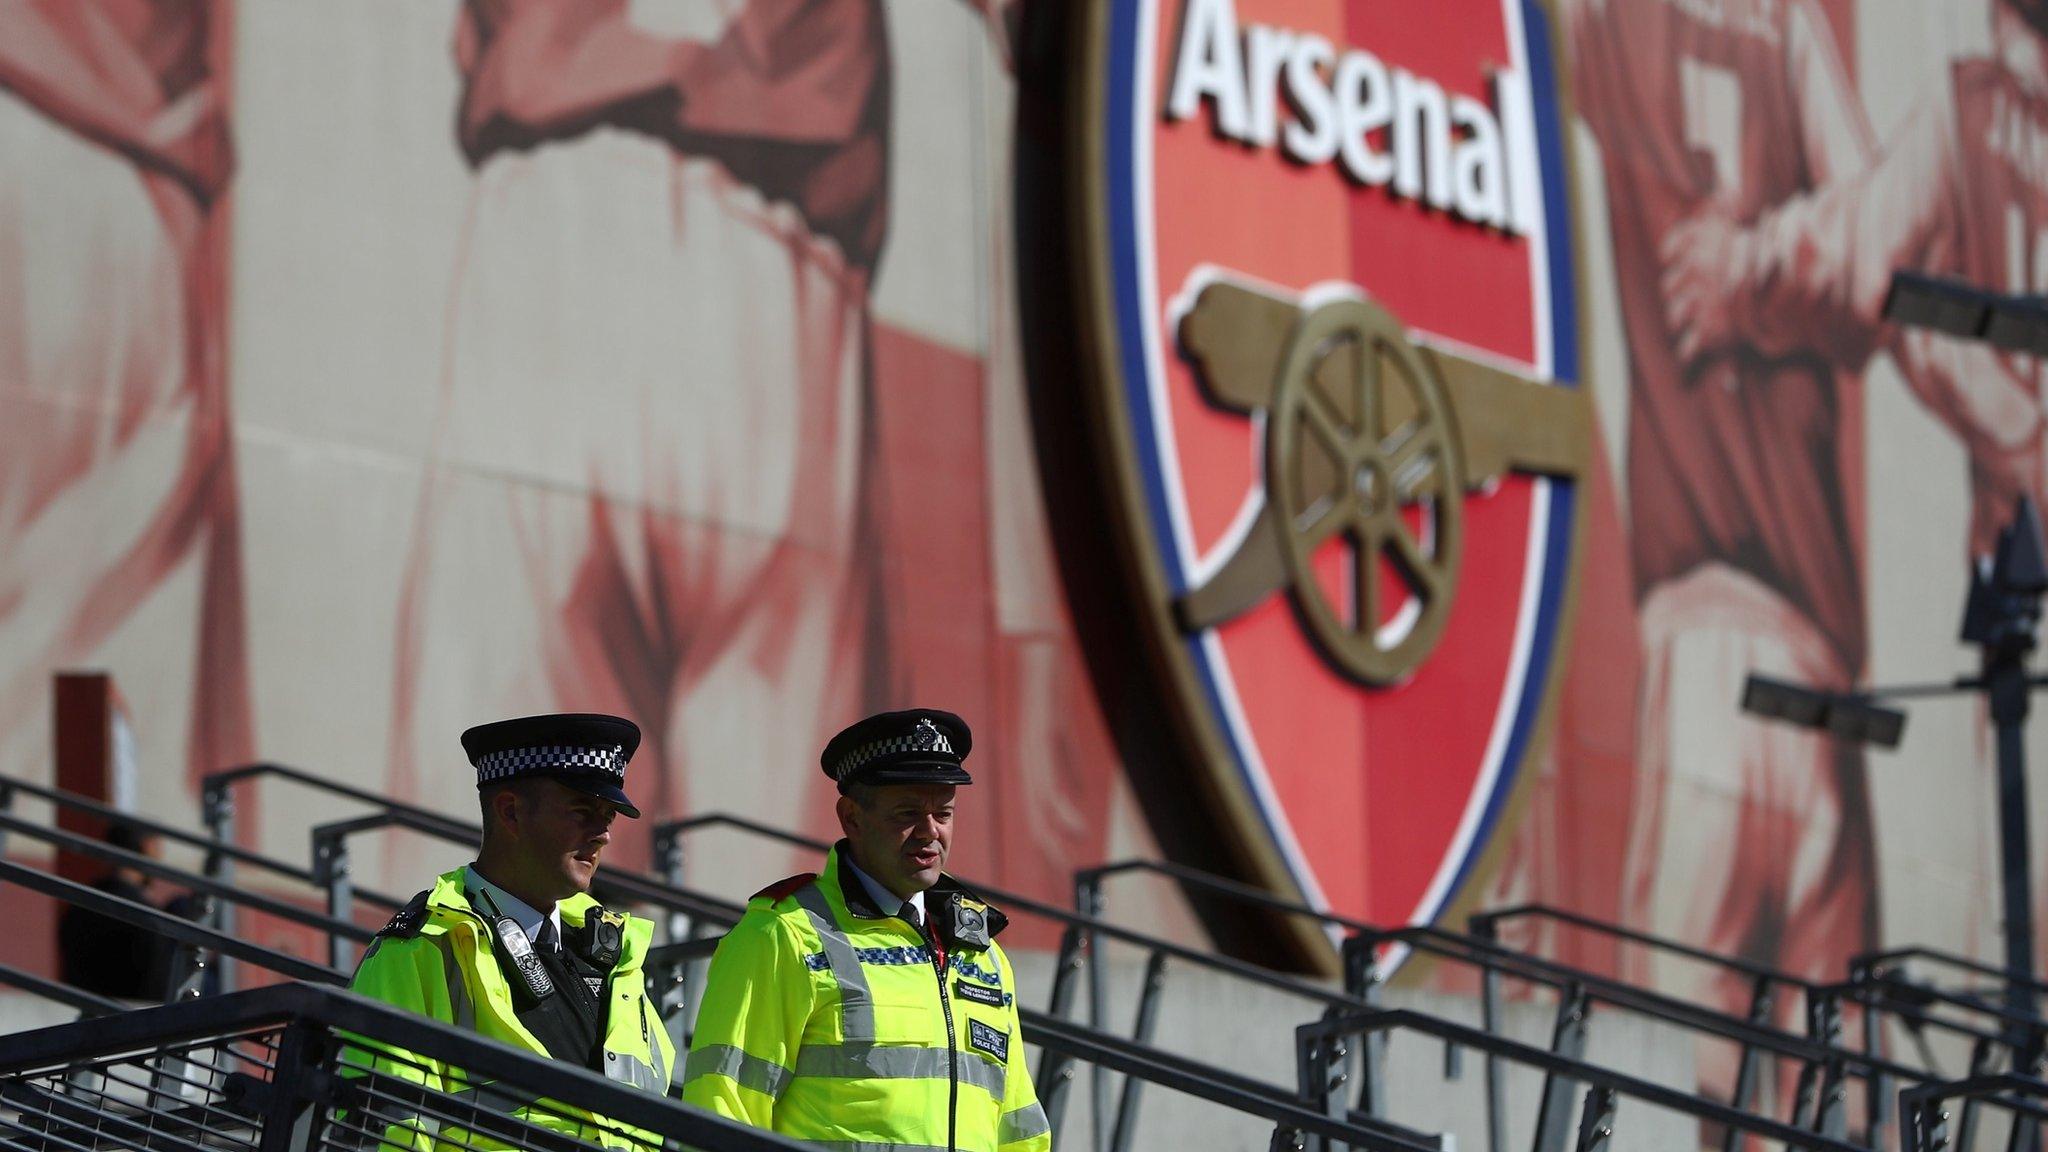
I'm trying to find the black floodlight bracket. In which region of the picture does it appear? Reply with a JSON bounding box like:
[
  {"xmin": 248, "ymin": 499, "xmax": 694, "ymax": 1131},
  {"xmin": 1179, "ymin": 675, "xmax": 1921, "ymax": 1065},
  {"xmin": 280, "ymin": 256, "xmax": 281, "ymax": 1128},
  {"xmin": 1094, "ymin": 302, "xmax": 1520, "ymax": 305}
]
[
  {"xmin": 1739, "ymin": 676, "xmax": 1908, "ymax": 748},
  {"xmin": 1885, "ymin": 270, "xmax": 2048, "ymax": 358}
]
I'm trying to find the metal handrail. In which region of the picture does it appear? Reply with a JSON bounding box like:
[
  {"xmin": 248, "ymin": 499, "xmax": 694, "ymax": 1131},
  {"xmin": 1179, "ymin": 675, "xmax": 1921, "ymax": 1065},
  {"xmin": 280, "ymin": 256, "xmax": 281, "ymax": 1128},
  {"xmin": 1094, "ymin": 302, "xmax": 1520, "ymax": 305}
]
[
  {"xmin": 655, "ymin": 811, "xmax": 1975, "ymax": 1152},
  {"xmin": 1819, "ymin": 973, "xmax": 2041, "ymax": 1044},
  {"xmin": 1085, "ymin": 860, "xmax": 1946, "ymax": 1041},
  {"xmin": 1355, "ymin": 924, "xmax": 1930, "ymax": 1082},
  {"xmin": 319, "ymin": 802, "xmax": 1419, "ymax": 1152},
  {"xmin": 659, "ymin": 812, "xmax": 830, "ymax": 853},
  {"xmin": 660, "ymin": 813, "xmax": 1369, "ymax": 1001},
  {"xmin": 0, "ymin": 773, "xmax": 319, "ymax": 887},
  {"xmin": 203, "ymin": 762, "xmax": 474, "ymax": 838},
  {"xmin": 310, "ymin": 808, "xmax": 745, "ymax": 922},
  {"xmin": 0, "ymin": 981, "xmax": 813, "ymax": 1152},
  {"xmin": 1898, "ymin": 1072, "xmax": 2048, "ymax": 1152},
  {"xmin": 1079, "ymin": 856, "xmax": 1372, "ymax": 933},
  {"xmin": 1081, "ymin": 856, "xmax": 1948, "ymax": 1087},
  {"xmin": 1, "ymin": 852, "xmax": 1443, "ymax": 1151},
  {"xmin": 0, "ymin": 859, "xmax": 343, "ymax": 986},
  {"xmin": 0, "ymin": 961, "xmax": 121, "ymax": 1017},
  {"xmin": 1303, "ymin": 1007, "xmax": 1872, "ymax": 1152},
  {"xmin": 218, "ymin": 771, "xmax": 1948, "ymax": 1151},
  {"xmin": 1469, "ymin": 903, "xmax": 2035, "ymax": 1102},
  {"xmin": 1019, "ymin": 1004, "xmax": 1440, "ymax": 1151},
  {"xmin": 330, "ymin": 807, "xmax": 1361, "ymax": 1004},
  {"xmin": 1349, "ymin": 923, "xmax": 1941, "ymax": 1152},
  {"xmin": 217, "ymin": 774, "xmax": 1361, "ymax": 1009},
  {"xmin": 1858, "ymin": 945, "xmax": 2048, "ymax": 998},
  {"xmin": 1471, "ymin": 903, "xmax": 1802, "ymax": 989},
  {"xmin": 0, "ymin": 812, "xmax": 375, "ymax": 945}
]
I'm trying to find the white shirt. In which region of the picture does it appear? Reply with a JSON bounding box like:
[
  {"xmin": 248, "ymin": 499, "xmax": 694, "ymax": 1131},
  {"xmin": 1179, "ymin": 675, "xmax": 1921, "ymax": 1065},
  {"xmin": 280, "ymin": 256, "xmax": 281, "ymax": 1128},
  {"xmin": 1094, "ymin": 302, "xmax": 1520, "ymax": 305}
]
[
  {"xmin": 464, "ymin": 864, "xmax": 562, "ymax": 946},
  {"xmin": 843, "ymin": 855, "xmax": 925, "ymax": 924}
]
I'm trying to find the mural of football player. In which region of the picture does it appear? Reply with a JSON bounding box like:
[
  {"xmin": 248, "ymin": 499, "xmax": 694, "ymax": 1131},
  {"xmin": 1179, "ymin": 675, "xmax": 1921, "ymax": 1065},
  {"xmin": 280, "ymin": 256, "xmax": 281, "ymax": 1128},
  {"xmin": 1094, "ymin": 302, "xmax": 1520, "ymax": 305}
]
[
  {"xmin": 391, "ymin": 0, "xmax": 1111, "ymax": 897},
  {"xmin": 1660, "ymin": 0, "xmax": 2048, "ymax": 961},
  {"xmin": 1563, "ymin": 0, "xmax": 1881, "ymax": 1105},
  {"xmin": 0, "ymin": 0, "xmax": 252, "ymax": 793},
  {"xmin": 390, "ymin": 0, "xmax": 890, "ymax": 868}
]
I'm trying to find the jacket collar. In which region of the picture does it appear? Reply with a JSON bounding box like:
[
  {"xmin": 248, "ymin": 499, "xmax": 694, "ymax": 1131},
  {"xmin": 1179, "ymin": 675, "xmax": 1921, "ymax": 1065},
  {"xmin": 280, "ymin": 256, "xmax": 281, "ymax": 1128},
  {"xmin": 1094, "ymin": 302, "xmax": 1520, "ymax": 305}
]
[
  {"xmin": 424, "ymin": 866, "xmax": 651, "ymax": 970},
  {"xmin": 824, "ymin": 842, "xmax": 1009, "ymax": 947}
]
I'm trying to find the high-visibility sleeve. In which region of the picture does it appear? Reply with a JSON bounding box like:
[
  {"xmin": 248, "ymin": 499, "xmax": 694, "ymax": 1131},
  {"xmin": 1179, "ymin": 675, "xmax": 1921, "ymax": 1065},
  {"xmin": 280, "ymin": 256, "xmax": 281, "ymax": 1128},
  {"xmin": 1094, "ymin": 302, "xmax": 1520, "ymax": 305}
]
[
  {"xmin": 680, "ymin": 911, "xmax": 813, "ymax": 1129},
  {"xmin": 992, "ymin": 948, "xmax": 1051, "ymax": 1152},
  {"xmin": 340, "ymin": 937, "xmax": 459, "ymax": 1152}
]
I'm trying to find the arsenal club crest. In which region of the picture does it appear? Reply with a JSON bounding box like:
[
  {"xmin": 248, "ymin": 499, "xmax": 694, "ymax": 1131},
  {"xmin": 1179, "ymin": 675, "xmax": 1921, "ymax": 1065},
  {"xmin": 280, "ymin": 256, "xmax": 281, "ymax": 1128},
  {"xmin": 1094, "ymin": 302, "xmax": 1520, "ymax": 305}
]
[{"xmin": 1021, "ymin": 0, "xmax": 1589, "ymax": 966}]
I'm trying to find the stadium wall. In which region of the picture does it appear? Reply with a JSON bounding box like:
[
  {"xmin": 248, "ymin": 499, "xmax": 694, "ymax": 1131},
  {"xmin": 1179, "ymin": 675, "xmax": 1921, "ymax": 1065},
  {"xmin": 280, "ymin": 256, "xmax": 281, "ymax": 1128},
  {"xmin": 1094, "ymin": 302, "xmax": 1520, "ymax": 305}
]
[{"xmin": 0, "ymin": 0, "xmax": 2038, "ymax": 1004}]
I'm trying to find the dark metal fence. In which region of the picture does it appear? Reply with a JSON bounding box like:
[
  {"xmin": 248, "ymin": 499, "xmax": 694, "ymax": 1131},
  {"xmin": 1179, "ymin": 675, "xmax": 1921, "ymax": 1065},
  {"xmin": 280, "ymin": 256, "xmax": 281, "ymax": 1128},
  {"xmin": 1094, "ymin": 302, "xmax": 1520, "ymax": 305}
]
[
  {"xmin": 0, "ymin": 983, "xmax": 809, "ymax": 1152},
  {"xmin": 1299, "ymin": 1008, "xmax": 1878, "ymax": 1152},
  {"xmin": 24, "ymin": 763, "xmax": 2043, "ymax": 1152},
  {"xmin": 1899, "ymin": 1073, "xmax": 2048, "ymax": 1152},
  {"xmin": 2, "ymin": 801, "xmax": 1444, "ymax": 1152}
]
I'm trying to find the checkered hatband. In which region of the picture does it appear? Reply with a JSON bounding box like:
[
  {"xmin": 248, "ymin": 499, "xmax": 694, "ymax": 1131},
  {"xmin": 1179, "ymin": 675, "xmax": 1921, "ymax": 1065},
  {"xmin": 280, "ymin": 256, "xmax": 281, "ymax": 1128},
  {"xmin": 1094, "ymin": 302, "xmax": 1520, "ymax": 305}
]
[
  {"xmin": 830, "ymin": 718, "xmax": 954, "ymax": 781},
  {"xmin": 475, "ymin": 744, "xmax": 628, "ymax": 784}
]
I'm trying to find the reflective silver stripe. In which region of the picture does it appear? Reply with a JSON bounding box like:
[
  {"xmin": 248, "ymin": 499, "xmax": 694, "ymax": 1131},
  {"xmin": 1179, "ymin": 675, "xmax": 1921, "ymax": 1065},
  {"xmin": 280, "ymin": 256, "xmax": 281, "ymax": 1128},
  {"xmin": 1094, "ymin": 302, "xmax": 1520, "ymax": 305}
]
[
  {"xmin": 791, "ymin": 1044, "xmax": 1005, "ymax": 1097},
  {"xmin": 602, "ymin": 1049, "xmax": 664, "ymax": 1094},
  {"xmin": 794, "ymin": 883, "xmax": 874, "ymax": 1042},
  {"xmin": 436, "ymin": 939, "xmax": 474, "ymax": 1030},
  {"xmin": 998, "ymin": 1102, "xmax": 1051, "ymax": 1144},
  {"xmin": 685, "ymin": 1044, "xmax": 792, "ymax": 1098},
  {"xmin": 640, "ymin": 997, "xmax": 668, "ymax": 1086},
  {"xmin": 802, "ymin": 1143, "xmax": 950, "ymax": 1152}
]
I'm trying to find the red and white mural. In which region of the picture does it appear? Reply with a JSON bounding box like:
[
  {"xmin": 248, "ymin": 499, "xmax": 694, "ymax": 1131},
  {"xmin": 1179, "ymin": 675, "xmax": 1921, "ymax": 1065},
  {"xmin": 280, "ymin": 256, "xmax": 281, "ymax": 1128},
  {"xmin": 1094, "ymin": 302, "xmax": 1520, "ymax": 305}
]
[
  {"xmin": 0, "ymin": 0, "xmax": 2044, "ymax": 1024},
  {"xmin": 0, "ymin": 0, "xmax": 251, "ymax": 801}
]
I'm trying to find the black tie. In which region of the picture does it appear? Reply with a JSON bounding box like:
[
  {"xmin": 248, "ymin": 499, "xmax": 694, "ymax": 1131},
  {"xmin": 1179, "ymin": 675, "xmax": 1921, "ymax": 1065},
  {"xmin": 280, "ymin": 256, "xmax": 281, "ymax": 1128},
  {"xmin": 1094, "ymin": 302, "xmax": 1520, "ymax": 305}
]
[{"xmin": 533, "ymin": 917, "xmax": 560, "ymax": 957}]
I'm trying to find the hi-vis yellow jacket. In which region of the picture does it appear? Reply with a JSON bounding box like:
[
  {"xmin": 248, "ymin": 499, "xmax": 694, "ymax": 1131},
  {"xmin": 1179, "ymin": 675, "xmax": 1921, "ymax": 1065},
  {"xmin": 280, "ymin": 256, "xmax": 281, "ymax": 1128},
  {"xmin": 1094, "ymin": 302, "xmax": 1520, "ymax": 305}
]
[
  {"xmin": 683, "ymin": 846, "xmax": 1051, "ymax": 1152},
  {"xmin": 341, "ymin": 867, "xmax": 676, "ymax": 1151}
]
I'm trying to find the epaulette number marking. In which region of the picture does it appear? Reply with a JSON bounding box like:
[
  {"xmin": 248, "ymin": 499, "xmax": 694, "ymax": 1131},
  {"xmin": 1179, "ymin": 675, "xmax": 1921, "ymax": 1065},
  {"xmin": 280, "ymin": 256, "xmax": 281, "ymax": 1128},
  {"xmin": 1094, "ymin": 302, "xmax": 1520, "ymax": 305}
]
[{"xmin": 378, "ymin": 892, "xmax": 432, "ymax": 938}]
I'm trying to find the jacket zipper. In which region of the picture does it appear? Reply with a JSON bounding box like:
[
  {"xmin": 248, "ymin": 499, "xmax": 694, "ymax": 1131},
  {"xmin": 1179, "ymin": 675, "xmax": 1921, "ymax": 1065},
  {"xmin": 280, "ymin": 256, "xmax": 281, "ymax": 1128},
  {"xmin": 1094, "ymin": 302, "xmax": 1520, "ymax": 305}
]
[{"xmin": 929, "ymin": 935, "xmax": 956, "ymax": 1152}]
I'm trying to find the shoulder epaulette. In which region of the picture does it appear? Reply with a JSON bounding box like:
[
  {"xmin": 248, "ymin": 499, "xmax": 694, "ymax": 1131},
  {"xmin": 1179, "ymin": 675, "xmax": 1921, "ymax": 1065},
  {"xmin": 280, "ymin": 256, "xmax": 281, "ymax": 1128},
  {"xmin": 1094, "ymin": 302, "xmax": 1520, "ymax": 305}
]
[
  {"xmin": 376, "ymin": 890, "xmax": 433, "ymax": 938},
  {"xmin": 753, "ymin": 873, "xmax": 818, "ymax": 902}
]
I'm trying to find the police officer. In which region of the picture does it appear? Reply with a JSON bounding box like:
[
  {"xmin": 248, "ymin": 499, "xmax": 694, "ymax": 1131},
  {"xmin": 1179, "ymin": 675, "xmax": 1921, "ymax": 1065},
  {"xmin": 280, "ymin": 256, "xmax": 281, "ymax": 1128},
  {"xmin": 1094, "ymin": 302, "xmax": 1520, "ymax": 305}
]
[
  {"xmin": 683, "ymin": 709, "xmax": 1051, "ymax": 1152},
  {"xmin": 342, "ymin": 713, "xmax": 676, "ymax": 1150}
]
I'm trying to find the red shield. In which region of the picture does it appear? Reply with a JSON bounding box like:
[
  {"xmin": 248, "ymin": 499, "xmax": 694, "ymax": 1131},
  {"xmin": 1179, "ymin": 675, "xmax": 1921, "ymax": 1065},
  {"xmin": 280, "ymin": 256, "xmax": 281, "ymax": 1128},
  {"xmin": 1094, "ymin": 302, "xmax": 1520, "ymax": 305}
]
[{"xmin": 1039, "ymin": 0, "xmax": 1585, "ymax": 959}]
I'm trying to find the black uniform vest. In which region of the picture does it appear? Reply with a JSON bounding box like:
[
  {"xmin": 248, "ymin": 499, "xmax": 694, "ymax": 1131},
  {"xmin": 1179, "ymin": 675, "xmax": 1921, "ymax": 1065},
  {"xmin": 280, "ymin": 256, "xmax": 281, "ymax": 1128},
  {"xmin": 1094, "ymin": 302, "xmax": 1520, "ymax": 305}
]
[{"xmin": 502, "ymin": 918, "xmax": 616, "ymax": 1070}]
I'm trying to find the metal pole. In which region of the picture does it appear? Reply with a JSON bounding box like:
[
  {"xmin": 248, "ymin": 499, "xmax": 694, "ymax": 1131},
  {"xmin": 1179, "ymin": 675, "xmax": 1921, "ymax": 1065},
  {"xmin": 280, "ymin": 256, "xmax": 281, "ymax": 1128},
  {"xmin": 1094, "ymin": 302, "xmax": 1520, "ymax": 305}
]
[
  {"xmin": 1469, "ymin": 920, "xmax": 1508, "ymax": 1152},
  {"xmin": 1110, "ymin": 952, "xmax": 1169, "ymax": 1152},
  {"xmin": 653, "ymin": 823, "xmax": 691, "ymax": 944},
  {"xmin": 313, "ymin": 831, "xmax": 355, "ymax": 972},
  {"xmin": 1079, "ymin": 875, "xmax": 1110, "ymax": 1152},
  {"xmin": 1991, "ymin": 656, "xmax": 2040, "ymax": 1040},
  {"xmin": 1531, "ymin": 986, "xmax": 1591, "ymax": 1152},
  {"xmin": 202, "ymin": 779, "xmax": 239, "ymax": 992},
  {"xmin": 1038, "ymin": 925, "xmax": 1085, "ymax": 1138}
]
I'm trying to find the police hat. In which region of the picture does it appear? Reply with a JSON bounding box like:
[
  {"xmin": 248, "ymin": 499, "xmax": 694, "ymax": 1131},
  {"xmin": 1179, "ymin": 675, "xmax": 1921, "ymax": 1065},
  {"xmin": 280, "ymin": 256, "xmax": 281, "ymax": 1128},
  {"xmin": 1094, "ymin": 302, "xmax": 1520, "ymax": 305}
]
[
  {"xmin": 461, "ymin": 713, "xmax": 643, "ymax": 819},
  {"xmin": 821, "ymin": 710, "xmax": 973, "ymax": 792}
]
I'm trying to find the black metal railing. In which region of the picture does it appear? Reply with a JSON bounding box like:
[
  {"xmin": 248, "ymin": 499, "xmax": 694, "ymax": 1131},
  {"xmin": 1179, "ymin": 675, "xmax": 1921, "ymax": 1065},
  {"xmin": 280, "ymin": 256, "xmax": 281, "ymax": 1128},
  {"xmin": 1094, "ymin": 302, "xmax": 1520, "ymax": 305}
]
[
  {"xmin": 1080, "ymin": 855, "xmax": 2022, "ymax": 1152},
  {"xmin": 1899, "ymin": 1072, "xmax": 2048, "ymax": 1152},
  {"xmin": 4, "ymin": 820, "xmax": 1442, "ymax": 1152},
  {"xmin": 211, "ymin": 770, "xmax": 1410, "ymax": 1152},
  {"xmin": 1300, "ymin": 1007, "xmax": 1875, "ymax": 1152},
  {"xmin": 179, "ymin": 766, "xmax": 2048, "ymax": 1152},
  {"xmin": 1343, "ymin": 923, "xmax": 1954, "ymax": 1152},
  {"xmin": 1472, "ymin": 902, "xmax": 2048, "ymax": 1148},
  {"xmin": 0, "ymin": 982, "xmax": 809, "ymax": 1152},
  {"xmin": 0, "ymin": 859, "xmax": 344, "ymax": 989},
  {"xmin": 309, "ymin": 808, "xmax": 1412, "ymax": 1152}
]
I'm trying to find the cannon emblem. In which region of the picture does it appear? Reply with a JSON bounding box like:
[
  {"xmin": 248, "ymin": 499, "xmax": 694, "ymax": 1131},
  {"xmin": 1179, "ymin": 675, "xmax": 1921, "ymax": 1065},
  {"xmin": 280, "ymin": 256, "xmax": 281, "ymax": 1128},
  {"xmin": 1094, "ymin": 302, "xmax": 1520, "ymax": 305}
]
[{"xmin": 1176, "ymin": 279, "xmax": 1593, "ymax": 684}]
